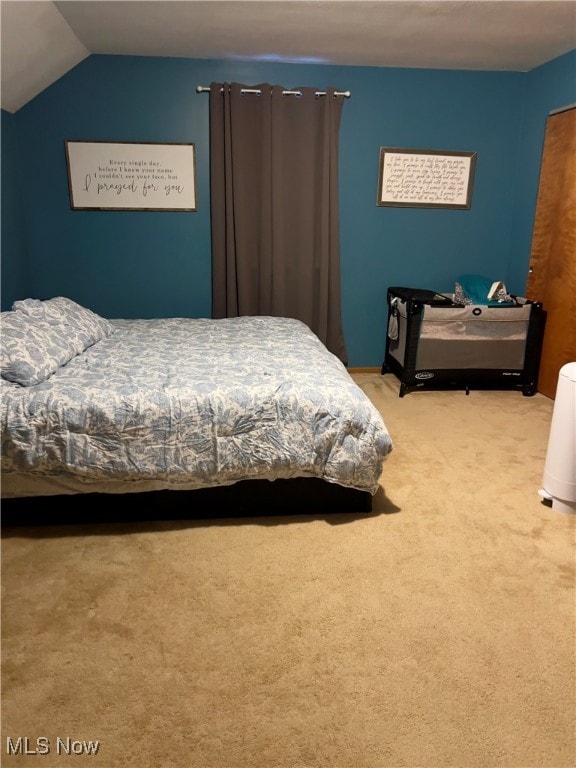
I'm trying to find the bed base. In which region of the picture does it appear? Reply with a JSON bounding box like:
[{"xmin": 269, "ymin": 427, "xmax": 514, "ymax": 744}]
[{"xmin": 1, "ymin": 478, "xmax": 372, "ymax": 526}]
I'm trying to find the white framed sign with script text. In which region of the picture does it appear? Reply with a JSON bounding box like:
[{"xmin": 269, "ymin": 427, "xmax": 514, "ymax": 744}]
[
  {"xmin": 65, "ymin": 141, "xmax": 197, "ymax": 211},
  {"xmin": 377, "ymin": 148, "xmax": 476, "ymax": 209}
]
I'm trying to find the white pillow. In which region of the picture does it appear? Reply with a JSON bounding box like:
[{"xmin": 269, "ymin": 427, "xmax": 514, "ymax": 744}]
[
  {"xmin": 12, "ymin": 297, "xmax": 114, "ymax": 347},
  {"xmin": 2, "ymin": 297, "xmax": 114, "ymax": 386},
  {"xmin": 1, "ymin": 310, "xmax": 83, "ymax": 386}
]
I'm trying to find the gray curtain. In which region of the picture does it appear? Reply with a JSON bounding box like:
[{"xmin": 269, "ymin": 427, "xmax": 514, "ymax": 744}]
[{"xmin": 209, "ymin": 82, "xmax": 348, "ymax": 363}]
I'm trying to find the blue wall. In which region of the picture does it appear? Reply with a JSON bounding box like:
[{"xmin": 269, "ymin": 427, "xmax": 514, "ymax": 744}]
[
  {"xmin": 1, "ymin": 109, "xmax": 31, "ymax": 307},
  {"xmin": 3, "ymin": 51, "xmax": 575, "ymax": 365}
]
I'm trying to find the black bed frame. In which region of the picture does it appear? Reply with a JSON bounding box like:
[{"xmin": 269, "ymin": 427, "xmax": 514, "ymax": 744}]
[{"xmin": 1, "ymin": 478, "xmax": 372, "ymax": 526}]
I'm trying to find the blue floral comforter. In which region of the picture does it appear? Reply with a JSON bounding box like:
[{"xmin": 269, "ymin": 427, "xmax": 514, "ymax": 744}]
[{"xmin": 1, "ymin": 316, "xmax": 393, "ymax": 493}]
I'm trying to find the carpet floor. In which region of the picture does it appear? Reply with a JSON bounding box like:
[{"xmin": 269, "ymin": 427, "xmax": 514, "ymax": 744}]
[{"xmin": 1, "ymin": 373, "xmax": 575, "ymax": 768}]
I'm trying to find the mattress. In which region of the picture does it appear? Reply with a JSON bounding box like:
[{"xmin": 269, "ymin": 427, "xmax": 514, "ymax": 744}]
[{"xmin": 1, "ymin": 316, "xmax": 393, "ymax": 497}]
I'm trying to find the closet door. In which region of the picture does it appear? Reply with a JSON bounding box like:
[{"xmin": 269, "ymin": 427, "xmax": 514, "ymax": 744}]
[{"xmin": 526, "ymin": 107, "xmax": 576, "ymax": 399}]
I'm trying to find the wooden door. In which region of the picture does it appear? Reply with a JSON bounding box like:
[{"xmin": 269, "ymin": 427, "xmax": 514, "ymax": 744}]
[{"xmin": 526, "ymin": 107, "xmax": 576, "ymax": 399}]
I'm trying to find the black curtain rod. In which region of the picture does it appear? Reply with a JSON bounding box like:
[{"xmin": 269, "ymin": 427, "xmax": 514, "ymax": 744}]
[{"xmin": 196, "ymin": 85, "xmax": 351, "ymax": 98}]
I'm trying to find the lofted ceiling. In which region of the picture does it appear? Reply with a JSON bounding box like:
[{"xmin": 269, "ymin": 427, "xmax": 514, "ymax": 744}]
[{"xmin": 1, "ymin": 0, "xmax": 575, "ymax": 113}]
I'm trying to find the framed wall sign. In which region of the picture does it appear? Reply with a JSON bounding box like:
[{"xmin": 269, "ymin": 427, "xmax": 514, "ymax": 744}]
[
  {"xmin": 377, "ymin": 148, "xmax": 477, "ymax": 209},
  {"xmin": 65, "ymin": 141, "xmax": 197, "ymax": 211}
]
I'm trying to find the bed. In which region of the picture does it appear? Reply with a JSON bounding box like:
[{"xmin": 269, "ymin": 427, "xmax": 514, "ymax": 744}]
[{"xmin": 1, "ymin": 298, "xmax": 393, "ymax": 519}]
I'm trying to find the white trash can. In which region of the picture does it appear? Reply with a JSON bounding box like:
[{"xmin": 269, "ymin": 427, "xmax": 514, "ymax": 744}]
[{"xmin": 539, "ymin": 362, "xmax": 576, "ymax": 514}]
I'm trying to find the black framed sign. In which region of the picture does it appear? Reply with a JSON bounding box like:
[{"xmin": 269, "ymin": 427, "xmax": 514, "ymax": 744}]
[
  {"xmin": 65, "ymin": 141, "xmax": 197, "ymax": 211},
  {"xmin": 377, "ymin": 148, "xmax": 477, "ymax": 209}
]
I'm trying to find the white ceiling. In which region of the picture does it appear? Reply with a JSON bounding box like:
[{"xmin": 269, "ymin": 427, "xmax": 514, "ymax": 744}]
[{"xmin": 2, "ymin": 0, "xmax": 575, "ymax": 113}]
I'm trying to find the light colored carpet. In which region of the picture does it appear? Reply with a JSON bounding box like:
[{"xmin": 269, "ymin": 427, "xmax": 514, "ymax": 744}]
[{"xmin": 2, "ymin": 373, "xmax": 575, "ymax": 768}]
